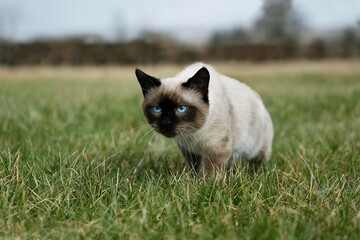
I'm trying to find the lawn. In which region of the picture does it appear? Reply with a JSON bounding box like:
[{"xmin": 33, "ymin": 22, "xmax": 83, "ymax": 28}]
[{"xmin": 0, "ymin": 61, "xmax": 359, "ymax": 239}]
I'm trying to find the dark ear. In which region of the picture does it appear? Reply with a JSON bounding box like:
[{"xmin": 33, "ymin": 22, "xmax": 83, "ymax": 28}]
[
  {"xmin": 182, "ymin": 67, "xmax": 210, "ymax": 103},
  {"xmin": 135, "ymin": 68, "xmax": 161, "ymax": 97}
]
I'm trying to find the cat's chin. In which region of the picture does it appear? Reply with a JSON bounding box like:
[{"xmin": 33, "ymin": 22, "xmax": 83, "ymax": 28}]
[
  {"xmin": 160, "ymin": 131, "xmax": 177, "ymax": 138},
  {"xmin": 163, "ymin": 133, "xmax": 177, "ymax": 138},
  {"xmin": 159, "ymin": 129, "xmax": 196, "ymax": 138},
  {"xmin": 154, "ymin": 129, "xmax": 177, "ymax": 138}
]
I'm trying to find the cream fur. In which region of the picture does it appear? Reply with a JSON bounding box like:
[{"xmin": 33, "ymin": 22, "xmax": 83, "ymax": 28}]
[{"xmin": 163, "ymin": 62, "xmax": 274, "ymax": 164}]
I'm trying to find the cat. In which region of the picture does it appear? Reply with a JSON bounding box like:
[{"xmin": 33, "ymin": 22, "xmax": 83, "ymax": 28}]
[{"xmin": 135, "ymin": 62, "xmax": 273, "ymax": 175}]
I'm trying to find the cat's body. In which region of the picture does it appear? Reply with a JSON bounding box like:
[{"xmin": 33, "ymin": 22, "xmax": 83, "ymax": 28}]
[{"xmin": 136, "ymin": 62, "xmax": 273, "ymax": 175}]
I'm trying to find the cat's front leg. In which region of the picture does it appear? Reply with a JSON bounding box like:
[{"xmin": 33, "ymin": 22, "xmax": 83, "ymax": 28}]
[
  {"xmin": 178, "ymin": 145, "xmax": 202, "ymax": 173},
  {"xmin": 200, "ymin": 149, "xmax": 231, "ymax": 176}
]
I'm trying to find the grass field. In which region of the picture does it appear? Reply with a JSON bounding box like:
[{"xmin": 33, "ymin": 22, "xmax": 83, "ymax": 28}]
[{"xmin": 0, "ymin": 61, "xmax": 359, "ymax": 239}]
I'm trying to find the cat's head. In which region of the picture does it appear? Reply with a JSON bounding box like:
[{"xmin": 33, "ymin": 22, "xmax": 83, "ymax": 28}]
[{"xmin": 135, "ymin": 67, "xmax": 210, "ymax": 138}]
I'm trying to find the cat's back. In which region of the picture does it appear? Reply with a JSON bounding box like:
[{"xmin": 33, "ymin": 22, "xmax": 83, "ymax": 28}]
[
  {"xmin": 180, "ymin": 63, "xmax": 255, "ymax": 96},
  {"xmin": 161, "ymin": 62, "xmax": 209, "ymax": 89},
  {"xmin": 174, "ymin": 62, "xmax": 210, "ymax": 80},
  {"xmin": 215, "ymin": 72, "xmax": 264, "ymax": 113}
]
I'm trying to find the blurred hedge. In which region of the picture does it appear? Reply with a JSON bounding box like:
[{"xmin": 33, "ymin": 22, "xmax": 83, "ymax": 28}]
[{"xmin": 0, "ymin": 37, "xmax": 358, "ymax": 66}]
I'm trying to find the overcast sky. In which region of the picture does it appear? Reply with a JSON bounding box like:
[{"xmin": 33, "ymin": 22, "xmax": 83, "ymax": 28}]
[{"xmin": 1, "ymin": 0, "xmax": 360, "ymax": 42}]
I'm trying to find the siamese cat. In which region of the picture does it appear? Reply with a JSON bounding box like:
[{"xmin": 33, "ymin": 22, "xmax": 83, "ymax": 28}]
[{"xmin": 135, "ymin": 63, "xmax": 273, "ymax": 175}]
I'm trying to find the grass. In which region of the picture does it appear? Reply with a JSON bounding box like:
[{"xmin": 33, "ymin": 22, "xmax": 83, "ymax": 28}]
[{"xmin": 0, "ymin": 61, "xmax": 359, "ymax": 239}]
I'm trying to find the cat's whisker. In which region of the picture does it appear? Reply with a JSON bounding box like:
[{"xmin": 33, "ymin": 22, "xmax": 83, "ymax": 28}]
[
  {"xmin": 179, "ymin": 127, "xmax": 205, "ymax": 157},
  {"xmin": 138, "ymin": 128, "xmax": 155, "ymax": 144},
  {"xmin": 143, "ymin": 133, "xmax": 156, "ymax": 147},
  {"xmin": 179, "ymin": 128, "xmax": 205, "ymax": 171}
]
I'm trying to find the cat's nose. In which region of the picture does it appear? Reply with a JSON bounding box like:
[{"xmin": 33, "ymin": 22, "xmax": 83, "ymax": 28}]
[{"xmin": 161, "ymin": 117, "xmax": 172, "ymax": 126}]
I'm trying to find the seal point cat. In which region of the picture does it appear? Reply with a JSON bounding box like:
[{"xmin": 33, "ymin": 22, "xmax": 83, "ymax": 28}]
[{"xmin": 135, "ymin": 63, "xmax": 273, "ymax": 175}]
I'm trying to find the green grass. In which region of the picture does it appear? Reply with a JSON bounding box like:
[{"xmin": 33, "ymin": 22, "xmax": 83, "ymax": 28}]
[{"xmin": 0, "ymin": 62, "xmax": 359, "ymax": 239}]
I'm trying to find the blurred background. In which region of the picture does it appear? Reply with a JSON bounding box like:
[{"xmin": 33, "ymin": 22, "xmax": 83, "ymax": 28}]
[{"xmin": 0, "ymin": 0, "xmax": 359, "ymax": 66}]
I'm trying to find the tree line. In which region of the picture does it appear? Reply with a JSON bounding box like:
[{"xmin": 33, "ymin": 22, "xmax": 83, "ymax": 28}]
[{"xmin": 0, "ymin": 35, "xmax": 358, "ymax": 66}]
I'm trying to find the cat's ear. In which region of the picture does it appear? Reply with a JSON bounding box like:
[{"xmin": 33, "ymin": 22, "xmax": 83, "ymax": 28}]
[
  {"xmin": 135, "ymin": 68, "xmax": 161, "ymax": 97},
  {"xmin": 182, "ymin": 67, "xmax": 210, "ymax": 103}
]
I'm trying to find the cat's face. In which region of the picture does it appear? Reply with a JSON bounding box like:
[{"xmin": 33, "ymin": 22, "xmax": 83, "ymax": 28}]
[{"xmin": 135, "ymin": 67, "xmax": 210, "ymax": 138}]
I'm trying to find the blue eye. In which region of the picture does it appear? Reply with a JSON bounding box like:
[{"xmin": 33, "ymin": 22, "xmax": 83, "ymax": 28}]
[
  {"xmin": 153, "ymin": 106, "xmax": 162, "ymax": 113},
  {"xmin": 176, "ymin": 106, "xmax": 188, "ymax": 113}
]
